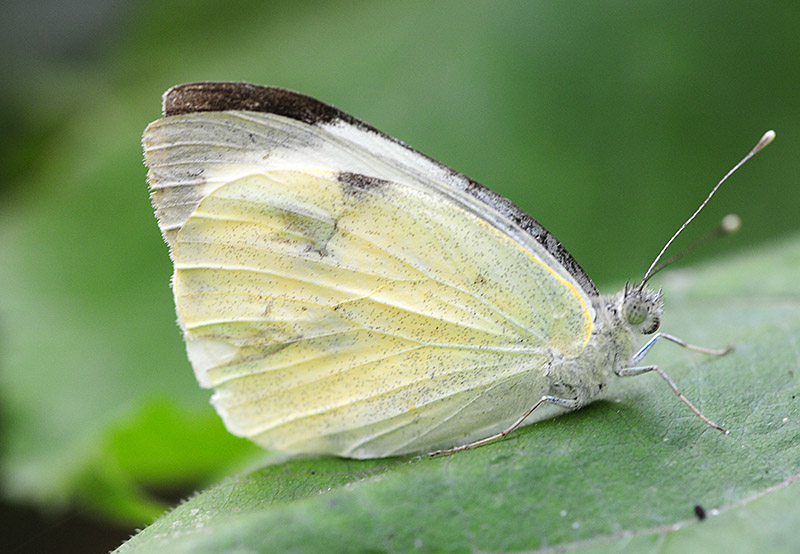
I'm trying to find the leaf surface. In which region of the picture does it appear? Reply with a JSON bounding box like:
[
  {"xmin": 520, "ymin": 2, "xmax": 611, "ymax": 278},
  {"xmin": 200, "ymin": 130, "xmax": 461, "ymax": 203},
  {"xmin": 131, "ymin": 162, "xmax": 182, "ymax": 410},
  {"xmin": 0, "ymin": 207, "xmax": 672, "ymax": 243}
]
[{"xmin": 116, "ymin": 235, "xmax": 800, "ymax": 552}]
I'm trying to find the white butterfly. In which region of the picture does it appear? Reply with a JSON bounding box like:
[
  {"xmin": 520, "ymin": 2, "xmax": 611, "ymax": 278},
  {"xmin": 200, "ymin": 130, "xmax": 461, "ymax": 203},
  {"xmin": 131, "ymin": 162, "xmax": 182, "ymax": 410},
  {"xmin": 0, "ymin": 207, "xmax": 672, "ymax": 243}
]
[{"xmin": 143, "ymin": 82, "xmax": 772, "ymax": 458}]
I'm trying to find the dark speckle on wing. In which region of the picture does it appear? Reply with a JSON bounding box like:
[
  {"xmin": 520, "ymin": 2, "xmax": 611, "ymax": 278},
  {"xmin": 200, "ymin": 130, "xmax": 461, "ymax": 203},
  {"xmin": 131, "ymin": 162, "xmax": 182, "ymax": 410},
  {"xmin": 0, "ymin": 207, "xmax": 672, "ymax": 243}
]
[{"xmin": 336, "ymin": 172, "xmax": 390, "ymax": 201}]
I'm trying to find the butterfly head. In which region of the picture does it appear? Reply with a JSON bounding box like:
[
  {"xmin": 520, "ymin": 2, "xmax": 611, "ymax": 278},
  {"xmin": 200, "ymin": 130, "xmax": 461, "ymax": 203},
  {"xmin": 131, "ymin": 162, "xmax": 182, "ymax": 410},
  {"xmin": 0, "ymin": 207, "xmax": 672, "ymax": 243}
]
[{"xmin": 621, "ymin": 283, "xmax": 663, "ymax": 335}]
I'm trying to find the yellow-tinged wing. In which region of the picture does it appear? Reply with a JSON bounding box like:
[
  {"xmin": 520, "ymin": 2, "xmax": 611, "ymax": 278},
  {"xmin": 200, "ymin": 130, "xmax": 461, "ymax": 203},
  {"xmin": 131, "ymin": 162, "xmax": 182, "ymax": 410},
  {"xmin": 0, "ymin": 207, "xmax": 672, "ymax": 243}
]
[{"xmin": 144, "ymin": 84, "xmax": 596, "ymax": 457}]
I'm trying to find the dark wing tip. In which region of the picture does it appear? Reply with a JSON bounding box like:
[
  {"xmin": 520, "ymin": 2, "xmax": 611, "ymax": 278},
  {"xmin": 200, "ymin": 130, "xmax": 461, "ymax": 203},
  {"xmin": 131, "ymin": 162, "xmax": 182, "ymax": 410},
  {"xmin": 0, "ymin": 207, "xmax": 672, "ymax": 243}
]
[{"xmin": 161, "ymin": 81, "xmax": 358, "ymax": 126}]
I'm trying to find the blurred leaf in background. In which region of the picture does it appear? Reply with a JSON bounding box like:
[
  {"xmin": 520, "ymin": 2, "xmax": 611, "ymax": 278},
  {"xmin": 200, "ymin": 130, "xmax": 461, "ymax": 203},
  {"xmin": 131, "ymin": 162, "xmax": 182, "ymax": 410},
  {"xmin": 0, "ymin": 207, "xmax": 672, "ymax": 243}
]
[{"xmin": 0, "ymin": 0, "xmax": 797, "ymax": 552}]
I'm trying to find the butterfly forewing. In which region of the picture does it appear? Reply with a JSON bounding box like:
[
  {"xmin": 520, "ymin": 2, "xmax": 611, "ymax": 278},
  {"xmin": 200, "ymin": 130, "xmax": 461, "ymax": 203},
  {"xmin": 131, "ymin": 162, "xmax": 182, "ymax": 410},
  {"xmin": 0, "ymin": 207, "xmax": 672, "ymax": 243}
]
[{"xmin": 145, "ymin": 107, "xmax": 595, "ymax": 457}]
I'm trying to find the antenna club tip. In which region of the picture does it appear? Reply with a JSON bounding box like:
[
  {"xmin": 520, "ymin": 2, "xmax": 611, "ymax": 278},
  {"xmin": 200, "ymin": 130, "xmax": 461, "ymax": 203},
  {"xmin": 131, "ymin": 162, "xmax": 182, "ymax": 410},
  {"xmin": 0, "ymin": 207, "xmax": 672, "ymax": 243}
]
[
  {"xmin": 758, "ymin": 130, "xmax": 776, "ymax": 150},
  {"xmin": 720, "ymin": 213, "xmax": 741, "ymax": 234}
]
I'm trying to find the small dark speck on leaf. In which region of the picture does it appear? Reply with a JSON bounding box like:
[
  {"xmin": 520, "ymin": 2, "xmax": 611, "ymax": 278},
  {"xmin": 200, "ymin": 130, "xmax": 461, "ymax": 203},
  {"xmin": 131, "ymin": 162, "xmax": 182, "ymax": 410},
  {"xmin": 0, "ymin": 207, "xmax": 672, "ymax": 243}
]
[{"xmin": 694, "ymin": 504, "xmax": 707, "ymax": 521}]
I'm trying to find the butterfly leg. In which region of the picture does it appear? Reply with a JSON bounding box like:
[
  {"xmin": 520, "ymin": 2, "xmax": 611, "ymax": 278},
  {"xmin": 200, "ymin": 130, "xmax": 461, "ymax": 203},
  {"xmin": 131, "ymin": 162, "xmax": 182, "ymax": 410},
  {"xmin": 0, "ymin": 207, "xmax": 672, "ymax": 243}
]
[
  {"xmin": 615, "ymin": 364, "xmax": 728, "ymax": 433},
  {"xmin": 429, "ymin": 395, "xmax": 579, "ymax": 458},
  {"xmin": 632, "ymin": 332, "xmax": 732, "ymax": 364}
]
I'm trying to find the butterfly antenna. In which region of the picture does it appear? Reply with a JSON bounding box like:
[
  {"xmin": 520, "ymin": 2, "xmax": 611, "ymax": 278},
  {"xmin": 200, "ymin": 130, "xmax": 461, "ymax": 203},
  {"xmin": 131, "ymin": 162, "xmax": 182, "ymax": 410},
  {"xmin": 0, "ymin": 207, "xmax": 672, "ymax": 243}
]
[
  {"xmin": 640, "ymin": 130, "xmax": 775, "ymax": 287},
  {"xmin": 647, "ymin": 213, "xmax": 741, "ymax": 277}
]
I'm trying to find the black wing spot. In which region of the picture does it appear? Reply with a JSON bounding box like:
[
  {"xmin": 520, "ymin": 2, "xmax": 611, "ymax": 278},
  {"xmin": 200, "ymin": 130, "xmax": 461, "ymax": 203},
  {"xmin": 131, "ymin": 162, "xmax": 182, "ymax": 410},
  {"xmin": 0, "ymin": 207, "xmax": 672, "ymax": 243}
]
[{"xmin": 337, "ymin": 172, "xmax": 390, "ymax": 202}]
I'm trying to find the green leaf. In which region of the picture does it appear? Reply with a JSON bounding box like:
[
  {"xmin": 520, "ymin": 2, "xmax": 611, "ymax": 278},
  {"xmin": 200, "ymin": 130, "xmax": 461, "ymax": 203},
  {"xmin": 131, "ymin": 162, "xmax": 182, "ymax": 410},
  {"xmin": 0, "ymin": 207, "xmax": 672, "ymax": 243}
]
[{"xmin": 115, "ymin": 235, "xmax": 800, "ymax": 553}]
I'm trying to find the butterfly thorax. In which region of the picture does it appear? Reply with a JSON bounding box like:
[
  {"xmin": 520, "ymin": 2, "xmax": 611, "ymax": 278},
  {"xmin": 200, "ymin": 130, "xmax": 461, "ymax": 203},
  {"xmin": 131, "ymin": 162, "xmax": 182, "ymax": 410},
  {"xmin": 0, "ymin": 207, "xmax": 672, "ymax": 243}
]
[{"xmin": 544, "ymin": 284, "xmax": 664, "ymax": 408}]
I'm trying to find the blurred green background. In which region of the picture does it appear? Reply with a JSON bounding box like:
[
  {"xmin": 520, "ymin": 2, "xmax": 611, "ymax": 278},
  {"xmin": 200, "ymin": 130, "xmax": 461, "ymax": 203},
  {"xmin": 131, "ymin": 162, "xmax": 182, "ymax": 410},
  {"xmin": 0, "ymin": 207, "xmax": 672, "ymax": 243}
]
[{"xmin": 0, "ymin": 0, "xmax": 796, "ymax": 552}]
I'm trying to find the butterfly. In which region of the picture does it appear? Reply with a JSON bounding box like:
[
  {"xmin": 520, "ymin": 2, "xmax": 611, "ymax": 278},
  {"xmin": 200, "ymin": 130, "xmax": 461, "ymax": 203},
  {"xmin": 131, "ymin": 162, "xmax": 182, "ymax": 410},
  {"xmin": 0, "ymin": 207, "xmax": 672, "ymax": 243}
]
[{"xmin": 143, "ymin": 82, "xmax": 773, "ymax": 458}]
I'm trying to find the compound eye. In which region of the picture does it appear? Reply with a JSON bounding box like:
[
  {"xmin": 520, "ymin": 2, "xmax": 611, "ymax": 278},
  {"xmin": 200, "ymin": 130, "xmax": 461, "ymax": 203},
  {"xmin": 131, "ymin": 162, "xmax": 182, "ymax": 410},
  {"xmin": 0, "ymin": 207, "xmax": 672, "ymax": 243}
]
[{"xmin": 623, "ymin": 296, "xmax": 647, "ymax": 326}]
